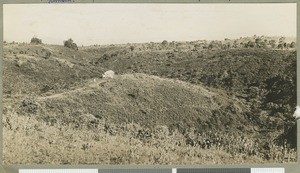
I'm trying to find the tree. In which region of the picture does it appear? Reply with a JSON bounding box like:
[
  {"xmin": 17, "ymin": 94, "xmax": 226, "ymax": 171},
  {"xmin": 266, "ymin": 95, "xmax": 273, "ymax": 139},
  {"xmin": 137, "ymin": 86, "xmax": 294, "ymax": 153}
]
[
  {"xmin": 64, "ymin": 38, "xmax": 78, "ymax": 50},
  {"xmin": 130, "ymin": 45, "xmax": 135, "ymax": 51},
  {"xmin": 290, "ymin": 42, "xmax": 296, "ymax": 48},
  {"xmin": 30, "ymin": 37, "xmax": 42, "ymax": 44},
  {"xmin": 278, "ymin": 37, "xmax": 286, "ymax": 50},
  {"xmin": 162, "ymin": 40, "xmax": 168, "ymax": 47}
]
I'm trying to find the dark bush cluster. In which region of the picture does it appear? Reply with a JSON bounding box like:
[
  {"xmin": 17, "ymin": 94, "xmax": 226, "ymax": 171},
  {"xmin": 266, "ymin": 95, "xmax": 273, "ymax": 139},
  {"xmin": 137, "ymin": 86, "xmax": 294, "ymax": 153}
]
[
  {"xmin": 30, "ymin": 37, "xmax": 42, "ymax": 44},
  {"xmin": 64, "ymin": 38, "xmax": 78, "ymax": 50},
  {"xmin": 130, "ymin": 45, "xmax": 135, "ymax": 51},
  {"xmin": 41, "ymin": 48, "xmax": 52, "ymax": 59},
  {"xmin": 162, "ymin": 40, "xmax": 168, "ymax": 46},
  {"xmin": 21, "ymin": 97, "xmax": 39, "ymax": 114}
]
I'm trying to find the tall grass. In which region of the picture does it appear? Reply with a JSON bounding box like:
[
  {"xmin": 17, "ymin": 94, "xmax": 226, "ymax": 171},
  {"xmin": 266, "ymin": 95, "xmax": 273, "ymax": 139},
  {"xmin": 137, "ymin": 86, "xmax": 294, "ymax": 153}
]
[{"xmin": 3, "ymin": 109, "xmax": 296, "ymax": 164}]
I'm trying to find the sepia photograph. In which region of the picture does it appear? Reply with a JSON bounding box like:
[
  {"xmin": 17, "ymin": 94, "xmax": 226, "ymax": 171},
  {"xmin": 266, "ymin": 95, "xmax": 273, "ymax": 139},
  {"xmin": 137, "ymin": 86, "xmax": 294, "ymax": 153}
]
[{"xmin": 2, "ymin": 3, "xmax": 297, "ymax": 164}]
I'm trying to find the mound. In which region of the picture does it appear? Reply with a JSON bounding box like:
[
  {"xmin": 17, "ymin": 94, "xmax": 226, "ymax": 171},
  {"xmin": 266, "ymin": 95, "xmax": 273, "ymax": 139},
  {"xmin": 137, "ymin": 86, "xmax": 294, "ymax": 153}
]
[{"xmin": 29, "ymin": 73, "xmax": 250, "ymax": 134}]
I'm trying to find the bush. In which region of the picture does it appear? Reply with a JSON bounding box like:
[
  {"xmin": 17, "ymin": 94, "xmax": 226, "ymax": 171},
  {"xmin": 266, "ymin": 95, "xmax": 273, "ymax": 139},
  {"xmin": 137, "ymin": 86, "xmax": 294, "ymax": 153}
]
[
  {"xmin": 41, "ymin": 48, "xmax": 52, "ymax": 59},
  {"xmin": 21, "ymin": 97, "xmax": 39, "ymax": 114},
  {"xmin": 130, "ymin": 45, "xmax": 135, "ymax": 51},
  {"xmin": 162, "ymin": 40, "xmax": 168, "ymax": 46},
  {"xmin": 30, "ymin": 37, "xmax": 42, "ymax": 44},
  {"xmin": 64, "ymin": 38, "xmax": 78, "ymax": 50},
  {"xmin": 290, "ymin": 42, "xmax": 296, "ymax": 48}
]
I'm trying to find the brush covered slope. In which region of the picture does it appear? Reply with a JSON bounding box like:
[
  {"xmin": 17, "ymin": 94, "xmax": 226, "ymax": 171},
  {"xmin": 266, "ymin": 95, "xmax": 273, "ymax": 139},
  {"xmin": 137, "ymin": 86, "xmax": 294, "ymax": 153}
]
[
  {"xmin": 3, "ymin": 39, "xmax": 297, "ymax": 164},
  {"xmin": 3, "ymin": 43, "xmax": 106, "ymax": 96},
  {"xmin": 3, "ymin": 73, "xmax": 257, "ymax": 164},
  {"xmin": 34, "ymin": 73, "xmax": 250, "ymax": 133},
  {"xmin": 87, "ymin": 46, "xmax": 297, "ymax": 145}
]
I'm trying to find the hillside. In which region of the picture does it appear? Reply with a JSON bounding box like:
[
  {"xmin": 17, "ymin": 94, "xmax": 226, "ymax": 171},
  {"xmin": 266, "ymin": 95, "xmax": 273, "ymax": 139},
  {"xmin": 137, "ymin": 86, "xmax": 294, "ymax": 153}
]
[
  {"xmin": 2, "ymin": 73, "xmax": 271, "ymax": 164},
  {"xmin": 32, "ymin": 73, "xmax": 250, "ymax": 132},
  {"xmin": 3, "ymin": 39, "xmax": 297, "ymax": 164},
  {"xmin": 3, "ymin": 43, "xmax": 106, "ymax": 96},
  {"xmin": 86, "ymin": 46, "xmax": 297, "ymax": 140}
]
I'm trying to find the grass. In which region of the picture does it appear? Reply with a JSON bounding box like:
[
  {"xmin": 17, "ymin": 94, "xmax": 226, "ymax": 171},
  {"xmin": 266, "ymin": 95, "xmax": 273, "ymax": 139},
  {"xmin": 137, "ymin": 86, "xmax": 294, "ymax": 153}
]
[{"xmin": 3, "ymin": 110, "xmax": 296, "ymax": 164}]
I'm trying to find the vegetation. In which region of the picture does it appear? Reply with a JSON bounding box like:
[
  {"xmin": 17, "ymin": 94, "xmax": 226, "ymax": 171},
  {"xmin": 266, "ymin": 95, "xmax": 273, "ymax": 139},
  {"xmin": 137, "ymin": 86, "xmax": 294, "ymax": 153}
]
[
  {"xmin": 130, "ymin": 45, "xmax": 135, "ymax": 51},
  {"xmin": 162, "ymin": 40, "xmax": 168, "ymax": 46},
  {"xmin": 3, "ymin": 112, "xmax": 296, "ymax": 164},
  {"xmin": 3, "ymin": 35, "xmax": 297, "ymax": 164},
  {"xmin": 64, "ymin": 38, "xmax": 78, "ymax": 50},
  {"xmin": 30, "ymin": 37, "xmax": 42, "ymax": 44}
]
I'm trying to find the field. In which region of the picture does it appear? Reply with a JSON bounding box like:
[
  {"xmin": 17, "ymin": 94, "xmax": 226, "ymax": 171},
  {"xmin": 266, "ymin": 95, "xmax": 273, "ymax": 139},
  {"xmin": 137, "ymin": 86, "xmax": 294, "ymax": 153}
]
[{"xmin": 2, "ymin": 36, "xmax": 297, "ymax": 164}]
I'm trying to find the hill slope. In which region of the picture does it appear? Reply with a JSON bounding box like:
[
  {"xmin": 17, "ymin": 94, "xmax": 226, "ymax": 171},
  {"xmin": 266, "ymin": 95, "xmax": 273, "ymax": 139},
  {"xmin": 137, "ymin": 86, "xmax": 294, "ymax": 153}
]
[
  {"xmin": 87, "ymin": 47, "xmax": 297, "ymax": 143},
  {"xmin": 3, "ymin": 43, "xmax": 106, "ymax": 96},
  {"xmin": 21, "ymin": 73, "xmax": 249, "ymax": 134},
  {"xmin": 4, "ymin": 73, "xmax": 277, "ymax": 164}
]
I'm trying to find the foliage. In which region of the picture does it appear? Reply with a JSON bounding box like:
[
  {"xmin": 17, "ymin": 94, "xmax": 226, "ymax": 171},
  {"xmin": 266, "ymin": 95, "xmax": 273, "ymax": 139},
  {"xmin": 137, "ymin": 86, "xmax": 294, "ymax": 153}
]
[
  {"xmin": 64, "ymin": 38, "xmax": 78, "ymax": 50},
  {"xmin": 290, "ymin": 42, "xmax": 296, "ymax": 48},
  {"xmin": 30, "ymin": 37, "xmax": 42, "ymax": 44},
  {"xmin": 130, "ymin": 45, "xmax": 135, "ymax": 51},
  {"xmin": 3, "ymin": 109, "xmax": 297, "ymax": 164},
  {"xmin": 21, "ymin": 97, "xmax": 39, "ymax": 114},
  {"xmin": 162, "ymin": 40, "xmax": 168, "ymax": 46}
]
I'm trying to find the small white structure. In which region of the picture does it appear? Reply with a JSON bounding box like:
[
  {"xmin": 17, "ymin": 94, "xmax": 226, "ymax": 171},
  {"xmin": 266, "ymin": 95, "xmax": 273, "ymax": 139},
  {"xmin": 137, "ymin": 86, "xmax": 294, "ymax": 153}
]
[
  {"xmin": 293, "ymin": 106, "xmax": 300, "ymax": 119},
  {"xmin": 102, "ymin": 70, "xmax": 115, "ymax": 79}
]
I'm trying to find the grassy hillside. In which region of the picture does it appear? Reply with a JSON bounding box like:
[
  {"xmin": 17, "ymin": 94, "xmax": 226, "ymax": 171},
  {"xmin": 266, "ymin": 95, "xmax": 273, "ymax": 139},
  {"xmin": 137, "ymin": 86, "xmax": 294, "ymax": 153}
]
[
  {"xmin": 25, "ymin": 73, "xmax": 249, "ymax": 132},
  {"xmin": 3, "ymin": 38, "xmax": 297, "ymax": 164},
  {"xmin": 3, "ymin": 43, "xmax": 106, "ymax": 96},
  {"xmin": 85, "ymin": 46, "xmax": 297, "ymax": 143}
]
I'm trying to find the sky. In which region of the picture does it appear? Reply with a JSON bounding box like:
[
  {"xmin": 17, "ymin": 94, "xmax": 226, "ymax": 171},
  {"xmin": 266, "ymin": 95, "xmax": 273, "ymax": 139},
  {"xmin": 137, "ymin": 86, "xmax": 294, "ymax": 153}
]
[{"xmin": 3, "ymin": 3, "xmax": 297, "ymax": 46}]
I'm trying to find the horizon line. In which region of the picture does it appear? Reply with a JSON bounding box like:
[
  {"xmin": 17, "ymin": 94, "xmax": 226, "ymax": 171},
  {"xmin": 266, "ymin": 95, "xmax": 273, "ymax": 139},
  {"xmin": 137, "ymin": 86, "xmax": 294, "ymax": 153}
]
[{"xmin": 4, "ymin": 35, "xmax": 297, "ymax": 47}]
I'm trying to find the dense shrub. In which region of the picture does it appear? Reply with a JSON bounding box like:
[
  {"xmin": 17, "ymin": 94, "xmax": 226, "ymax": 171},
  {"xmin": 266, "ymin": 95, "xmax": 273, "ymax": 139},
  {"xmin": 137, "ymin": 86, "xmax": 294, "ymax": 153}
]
[
  {"xmin": 21, "ymin": 97, "xmax": 39, "ymax": 114},
  {"xmin": 30, "ymin": 37, "xmax": 42, "ymax": 44},
  {"xmin": 162, "ymin": 40, "xmax": 168, "ymax": 46},
  {"xmin": 64, "ymin": 38, "xmax": 78, "ymax": 50},
  {"xmin": 290, "ymin": 42, "xmax": 296, "ymax": 48},
  {"xmin": 130, "ymin": 45, "xmax": 135, "ymax": 51},
  {"xmin": 41, "ymin": 48, "xmax": 52, "ymax": 59}
]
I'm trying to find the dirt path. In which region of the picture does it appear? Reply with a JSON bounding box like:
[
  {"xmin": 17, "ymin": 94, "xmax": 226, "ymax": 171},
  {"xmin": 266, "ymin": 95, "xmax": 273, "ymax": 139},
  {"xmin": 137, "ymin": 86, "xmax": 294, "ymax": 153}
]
[{"xmin": 37, "ymin": 78, "xmax": 106, "ymax": 100}]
